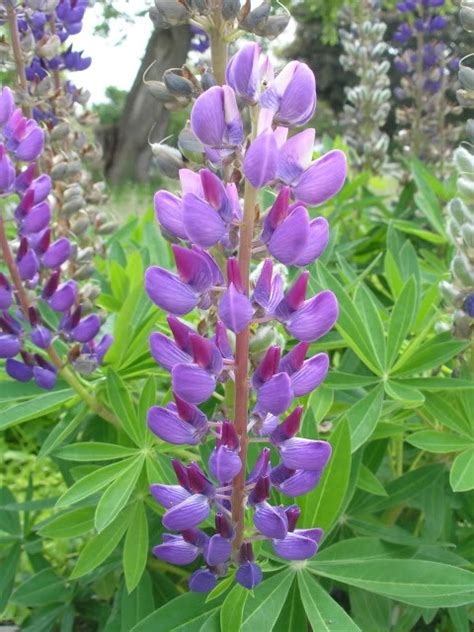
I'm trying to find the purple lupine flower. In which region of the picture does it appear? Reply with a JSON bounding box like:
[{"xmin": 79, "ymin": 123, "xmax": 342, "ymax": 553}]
[
  {"xmin": 0, "ymin": 334, "xmax": 21, "ymax": 359},
  {"xmin": 208, "ymin": 421, "xmax": 242, "ymax": 484},
  {"xmin": 191, "ymin": 85, "xmax": 243, "ymax": 149},
  {"xmin": 260, "ymin": 60, "xmax": 316, "ymax": 128},
  {"xmin": 0, "ymin": 145, "xmax": 16, "ymax": 193},
  {"xmin": 218, "ymin": 258, "xmax": 253, "ymax": 334},
  {"xmin": 6, "ymin": 357, "xmax": 34, "ymax": 383},
  {"xmin": 0, "ymin": 274, "xmax": 12, "ymax": 310},
  {"xmin": 225, "ymin": 42, "xmax": 263, "ymax": 104},
  {"xmin": 148, "ymin": 394, "xmax": 209, "ymax": 445},
  {"xmin": 0, "ymin": 87, "xmax": 14, "ymax": 126},
  {"xmin": 189, "ymin": 569, "xmax": 218, "ymax": 592},
  {"xmin": 4, "ymin": 108, "xmax": 44, "ymax": 162},
  {"xmin": 236, "ymin": 543, "xmax": 262, "ymax": 589}
]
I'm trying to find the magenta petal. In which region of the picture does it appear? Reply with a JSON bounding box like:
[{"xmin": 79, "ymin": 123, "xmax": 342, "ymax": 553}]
[
  {"xmin": 253, "ymin": 502, "xmax": 288, "ymax": 539},
  {"xmin": 172, "ymin": 363, "xmax": 216, "ymax": 404},
  {"xmin": 268, "ymin": 206, "xmax": 310, "ymax": 265},
  {"xmin": 173, "ymin": 245, "xmax": 216, "ymax": 293},
  {"xmin": 148, "ymin": 406, "xmax": 201, "ymax": 445},
  {"xmin": 256, "ymin": 372, "xmax": 292, "ymax": 416},
  {"xmin": 286, "ymin": 291, "xmax": 339, "ymax": 342},
  {"xmin": 279, "ymin": 437, "xmax": 332, "ymax": 471},
  {"xmin": 276, "ymin": 129, "xmax": 315, "ymax": 185},
  {"xmin": 150, "ymin": 484, "xmax": 190, "ymax": 509},
  {"xmin": 153, "ymin": 536, "xmax": 199, "ymax": 565},
  {"xmin": 291, "ymin": 353, "xmax": 329, "ymax": 397},
  {"xmin": 294, "ymin": 150, "xmax": 347, "ymax": 206},
  {"xmin": 182, "ymin": 192, "xmax": 226, "ymax": 247},
  {"xmin": 272, "ymin": 532, "xmax": 318, "ymax": 561},
  {"xmin": 218, "ymin": 283, "xmax": 253, "ymax": 334},
  {"xmin": 145, "ymin": 266, "xmax": 198, "ymax": 315},
  {"xmin": 0, "ymin": 86, "xmax": 14, "ymax": 125},
  {"xmin": 293, "ymin": 217, "xmax": 329, "ymax": 266},
  {"xmin": 243, "ymin": 131, "xmax": 278, "ymax": 188},
  {"xmin": 162, "ymin": 493, "xmax": 210, "ymax": 531},
  {"xmin": 154, "ymin": 190, "xmax": 187, "ymax": 240},
  {"xmin": 204, "ymin": 534, "xmax": 232, "ymax": 566}
]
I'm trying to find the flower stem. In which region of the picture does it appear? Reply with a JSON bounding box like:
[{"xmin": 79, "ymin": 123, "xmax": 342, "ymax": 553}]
[
  {"xmin": 231, "ymin": 178, "xmax": 257, "ymax": 559},
  {"xmin": 0, "ymin": 214, "xmax": 119, "ymax": 428},
  {"xmin": 6, "ymin": 4, "xmax": 32, "ymax": 118},
  {"xmin": 209, "ymin": 25, "xmax": 228, "ymax": 86}
]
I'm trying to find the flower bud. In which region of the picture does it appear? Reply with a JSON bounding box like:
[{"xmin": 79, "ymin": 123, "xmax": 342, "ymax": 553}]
[
  {"xmin": 37, "ymin": 34, "xmax": 61, "ymax": 60},
  {"xmin": 163, "ymin": 69, "xmax": 195, "ymax": 98},
  {"xmin": 151, "ymin": 143, "xmax": 185, "ymax": 178},
  {"xmin": 222, "ymin": 0, "xmax": 241, "ymax": 20},
  {"xmin": 454, "ymin": 147, "xmax": 474, "ymax": 175},
  {"xmin": 50, "ymin": 122, "xmax": 71, "ymax": 141},
  {"xmin": 460, "ymin": 5, "xmax": 474, "ymax": 31},
  {"xmin": 452, "ymin": 253, "xmax": 474, "ymax": 286}
]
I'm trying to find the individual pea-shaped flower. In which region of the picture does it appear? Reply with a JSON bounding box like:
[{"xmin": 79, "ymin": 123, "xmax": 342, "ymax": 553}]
[
  {"xmin": 3, "ymin": 108, "xmax": 44, "ymax": 162},
  {"xmin": 225, "ymin": 42, "xmax": 269, "ymax": 104},
  {"xmin": 260, "ymin": 187, "xmax": 329, "ymax": 266},
  {"xmin": 33, "ymin": 354, "xmax": 57, "ymax": 390},
  {"xmin": 271, "ymin": 506, "xmax": 324, "ymax": 560},
  {"xmin": 191, "ymin": 85, "xmax": 243, "ymax": 150},
  {"xmin": 15, "ymin": 188, "xmax": 51, "ymax": 235},
  {"xmin": 0, "ymin": 86, "xmax": 14, "ymax": 126},
  {"xmin": 208, "ymin": 421, "xmax": 242, "ymax": 484},
  {"xmin": 270, "ymin": 464, "xmax": 322, "ymax": 497},
  {"xmin": 0, "ymin": 144, "xmax": 15, "ymax": 193},
  {"xmin": 0, "ymin": 333, "xmax": 21, "ymax": 359},
  {"xmin": 252, "ymin": 259, "xmax": 284, "ymax": 315},
  {"xmin": 270, "ymin": 407, "xmax": 332, "ymax": 472},
  {"xmin": 148, "ymin": 393, "xmax": 209, "ymax": 445},
  {"xmin": 145, "ymin": 245, "xmax": 223, "ymax": 316},
  {"xmin": 189, "ymin": 568, "xmax": 218, "ymax": 593},
  {"xmin": 236, "ymin": 543, "xmax": 263, "ymax": 589},
  {"xmin": 0, "ymin": 273, "xmax": 12, "ymax": 310},
  {"xmin": 60, "ymin": 306, "xmax": 101, "ymax": 343},
  {"xmin": 29, "ymin": 307, "xmax": 53, "ymax": 349},
  {"xmin": 34, "ymin": 229, "xmax": 71, "ymax": 269},
  {"xmin": 6, "ymin": 353, "xmax": 34, "ymax": 383},
  {"xmin": 151, "ymin": 460, "xmax": 215, "ymax": 531},
  {"xmin": 274, "ymin": 271, "xmax": 339, "ymax": 343},
  {"xmin": 152, "ymin": 528, "xmax": 207, "ymax": 565},
  {"xmin": 260, "ymin": 60, "xmax": 316, "ymax": 127},
  {"xmin": 16, "ymin": 238, "xmax": 39, "ymax": 282},
  {"xmin": 42, "ymin": 272, "xmax": 78, "ymax": 312},
  {"xmin": 219, "ymin": 258, "xmax": 254, "ymax": 334}
]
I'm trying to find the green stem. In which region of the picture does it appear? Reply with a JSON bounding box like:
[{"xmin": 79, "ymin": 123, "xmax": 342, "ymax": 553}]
[
  {"xmin": 209, "ymin": 26, "xmax": 228, "ymax": 86},
  {"xmin": 6, "ymin": 4, "xmax": 32, "ymax": 118}
]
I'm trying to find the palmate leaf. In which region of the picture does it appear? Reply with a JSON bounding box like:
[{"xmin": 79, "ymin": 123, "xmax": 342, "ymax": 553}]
[
  {"xmin": 406, "ymin": 431, "xmax": 469, "ymax": 454},
  {"xmin": 392, "ymin": 337, "xmax": 468, "ymax": 377},
  {"xmin": 123, "ymin": 501, "xmax": 149, "ymax": 593},
  {"xmin": 107, "ymin": 369, "xmax": 147, "ymax": 447},
  {"xmin": 346, "ymin": 384, "xmax": 384, "ymax": 451},
  {"xmin": 298, "ymin": 570, "xmax": 361, "ymax": 631},
  {"xmin": 240, "ymin": 569, "xmax": 294, "ymax": 632},
  {"xmin": 0, "ymin": 387, "xmax": 75, "ymax": 431},
  {"xmin": 54, "ymin": 441, "xmax": 139, "ymax": 461},
  {"xmin": 308, "ymin": 559, "xmax": 474, "ymax": 608},
  {"xmin": 37, "ymin": 506, "xmax": 95, "ymax": 539},
  {"xmin": 120, "ymin": 572, "xmax": 155, "ymax": 631},
  {"xmin": 274, "ymin": 577, "xmax": 307, "ymax": 632},
  {"xmin": 12, "ymin": 568, "xmax": 71, "ymax": 608},
  {"xmin": 220, "ymin": 584, "xmax": 248, "ymax": 632},
  {"xmin": 450, "ymin": 448, "xmax": 474, "ymax": 492},
  {"xmin": 386, "ymin": 276, "xmax": 418, "ymax": 367}
]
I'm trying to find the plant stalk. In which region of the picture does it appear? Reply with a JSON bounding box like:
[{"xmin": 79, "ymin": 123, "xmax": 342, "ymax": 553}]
[
  {"xmin": 0, "ymin": 215, "xmax": 119, "ymax": 427},
  {"xmin": 6, "ymin": 4, "xmax": 32, "ymax": 118},
  {"xmin": 209, "ymin": 26, "xmax": 228, "ymax": 86}
]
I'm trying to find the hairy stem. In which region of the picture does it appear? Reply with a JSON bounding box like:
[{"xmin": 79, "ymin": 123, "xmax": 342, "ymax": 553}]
[
  {"xmin": 0, "ymin": 215, "xmax": 119, "ymax": 427},
  {"xmin": 209, "ymin": 26, "xmax": 228, "ymax": 86},
  {"xmin": 6, "ymin": 4, "xmax": 32, "ymax": 118}
]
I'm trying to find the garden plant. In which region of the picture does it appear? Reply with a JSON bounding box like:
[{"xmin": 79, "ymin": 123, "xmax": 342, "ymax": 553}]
[{"xmin": 0, "ymin": 0, "xmax": 473, "ymax": 631}]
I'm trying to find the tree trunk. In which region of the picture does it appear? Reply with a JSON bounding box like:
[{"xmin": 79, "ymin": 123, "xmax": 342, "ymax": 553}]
[{"xmin": 104, "ymin": 25, "xmax": 191, "ymax": 184}]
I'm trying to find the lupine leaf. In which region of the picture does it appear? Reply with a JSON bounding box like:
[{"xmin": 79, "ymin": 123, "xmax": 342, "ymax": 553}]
[
  {"xmin": 220, "ymin": 584, "xmax": 248, "ymax": 632},
  {"xmin": 120, "ymin": 571, "xmax": 155, "ymax": 629},
  {"xmin": 38, "ymin": 404, "xmax": 88, "ymax": 458},
  {"xmin": 0, "ymin": 544, "xmax": 21, "ymax": 611},
  {"xmin": 384, "ymin": 380, "xmax": 425, "ymax": 408},
  {"xmin": 309, "ymin": 559, "xmax": 474, "ymax": 608},
  {"xmin": 357, "ymin": 464, "xmax": 387, "ymax": 496},
  {"xmin": 95, "ymin": 457, "xmax": 143, "ymax": 532},
  {"xmin": 347, "ymin": 384, "xmax": 384, "ymax": 451},
  {"xmin": 450, "ymin": 448, "xmax": 474, "ymax": 492},
  {"xmin": 12, "ymin": 568, "xmax": 71, "ymax": 607},
  {"xmin": 107, "ymin": 369, "xmax": 145, "ymax": 446},
  {"xmin": 0, "ymin": 388, "xmax": 75, "ymax": 431},
  {"xmin": 406, "ymin": 431, "xmax": 469, "ymax": 454},
  {"xmin": 354, "ymin": 284, "xmax": 386, "ymax": 372},
  {"xmin": 37, "ymin": 507, "xmax": 95, "ymax": 538},
  {"xmin": 123, "ymin": 501, "xmax": 149, "ymax": 593},
  {"xmin": 240, "ymin": 569, "xmax": 294, "ymax": 632},
  {"xmin": 386, "ymin": 277, "xmax": 417, "ymax": 367},
  {"xmin": 300, "ymin": 419, "xmax": 351, "ymax": 532},
  {"xmin": 274, "ymin": 577, "xmax": 307, "ymax": 632},
  {"xmin": 298, "ymin": 570, "xmax": 361, "ymax": 631},
  {"xmin": 54, "ymin": 442, "xmax": 139, "ymax": 461},
  {"xmin": 392, "ymin": 339, "xmax": 468, "ymax": 376}
]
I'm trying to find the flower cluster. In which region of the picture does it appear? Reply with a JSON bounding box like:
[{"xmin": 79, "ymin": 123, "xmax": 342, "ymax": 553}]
[
  {"xmin": 439, "ymin": 3, "xmax": 474, "ymax": 339},
  {"xmin": 0, "ymin": 86, "xmax": 112, "ymax": 388},
  {"xmin": 146, "ymin": 38, "xmax": 347, "ymax": 593},
  {"xmin": 339, "ymin": 0, "xmax": 391, "ymax": 172},
  {"xmin": 392, "ymin": 0, "xmax": 461, "ymax": 165}
]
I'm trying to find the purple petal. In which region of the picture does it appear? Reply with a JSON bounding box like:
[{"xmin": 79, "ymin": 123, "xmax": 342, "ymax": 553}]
[
  {"xmin": 189, "ymin": 569, "xmax": 217, "ymax": 593},
  {"xmin": 0, "ymin": 334, "xmax": 21, "ymax": 359},
  {"xmin": 268, "ymin": 206, "xmax": 310, "ymax": 265},
  {"xmin": 33, "ymin": 366, "xmax": 57, "ymax": 390},
  {"xmin": 145, "ymin": 266, "xmax": 198, "ymax": 316},
  {"xmin": 276, "ymin": 129, "xmax": 315, "ymax": 185},
  {"xmin": 296, "ymin": 527, "xmax": 324, "ymax": 545},
  {"xmin": 223, "ymin": 85, "xmax": 244, "ymax": 146},
  {"xmin": 49, "ymin": 281, "xmax": 77, "ymax": 312},
  {"xmin": 71, "ymin": 315, "xmax": 101, "ymax": 343},
  {"xmin": 22, "ymin": 202, "xmax": 51, "ymax": 234},
  {"xmin": 5, "ymin": 358, "xmax": 33, "ymax": 382},
  {"xmin": 150, "ymin": 484, "xmax": 190, "ymax": 509},
  {"xmin": 279, "ymin": 437, "xmax": 332, "ymax": 471},
  {"xmin": 293, "ymin": 150, "xmax": 347, "ymax": 206},
  {"xmin": 179, "ymin": 168, "xmax": 204, "ymax": 196},
  {"xmin": 243, "ymin": 131, "xmax": 278, "ymax": 188},
  {"xmin": 172, "ymin": 363, "xmax": 216, "ymax": 404},
  {"xmin": 291, "ymin": 353, "xmax": 329, "ymax": 396},
  {"xmin": 204, "ymin": 534, "xmax": 232, "ymax": 566},
  {"xmin": 154, "ymin": 190, "xmax": 187, "ymax": 240},
  {"xmin": 236, "ymin": 562, "xmax": 263, "ymax": 589},
  {"xmin": 153, "ymin": 536, "xmax": 199, "ymax": 565},
  {"xmin": 218, "ymin": 283, "xmax": 253, "ymax": 334},
  {"xmin": 226, "ymin": 42, "xmax": 260, "ymax": 103},
  {"xmin": 0, "ymin": 86, "xmax": 14, "ymax": 125},
  {"xmin": 286, "ymin": 291, "xmax": 339, "ymax": 342},
  {"xmin": 148, "ymin": 405, "xmax": 202, "ymax": 445},
  {"xmin": 173, "ymin": 245, "xmax": 217, "ymax": 293},
  {"xmin": 42, "ymin": 238, "xmax": 71, "ymax": 268},
  {"xmin": 292, "ymin": 217, "xmax": 329, "ymax": 266},
  {"xmin": 31, "ymin": 325, "xmax": 52, "ymax": 349},
  {"xmin": 256, "ymin": 372, "xmax": 292, "ymax": 415},
  {"xmin": 253, "ymin": 502, "xmax": 288, "ymax": 539},
  {"xmin": 162, "ymin": 493, "xmax": 210, "ymax": 531},
  {"xmin": 208, "ymin": 446, "xmax": 242, "ymax": 483},
  {"xmin": 191, "ymin": 86, "xmax": 226, "ymax": 147},
  {"xmin": 31, "ymin": 175, "xmax": 52, "ymax": 203},
  {"xmin": 17, "ymin": 249, "xmax": 38, "ymax": 281},
  {"xmin": 182, "ymin": 192, "xmax": 226, "ymax": 247},
  {"xmin": 270, "ymin": 465, "xmax": 321, "ymax": 497},
  {"xmin": 272, "ymin": 532, "xmax": 318, "ymax": 561},
  {"xmin": 15, "ymin": 127, "xmax": 44, "ymax": 162},
  {"xmin": 149, "ymin": 332, "xmax": 191, "ymax": 371}
]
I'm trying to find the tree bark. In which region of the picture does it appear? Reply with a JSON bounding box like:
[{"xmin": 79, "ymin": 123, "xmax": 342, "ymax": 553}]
[{"xmin": 104, "ymin": 25, "xmax": 191, "ymax": 184}]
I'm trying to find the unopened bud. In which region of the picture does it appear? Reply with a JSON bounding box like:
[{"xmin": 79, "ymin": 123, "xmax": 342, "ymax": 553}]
[
  {"xmin": 222, "ymin": 0, "xmax": 240, "ymax": 20},
  {"xmin": 178, "ymin": 127, "xmax": 205, "ymax": 163},
  {"xmin": 201, "ymin": 70, "xmax": 217, "ymax": 91},
  {"xmin": 97, "ymin": 221, "xmax": 119, "ymax": 235},
  {"xmin": 459, "ymin": 63, "xmax": 474, "ymax": 91},
  {"xmin": 163, "ymin": 69, "xmax": 195, "ymax": 97},
  {"xmin": 71, "ymin": 214, "xmax": 90, "ymax": 235},
  {"xmin": 461, "ymin": 224, "xmax": 474, "ymax": 249},
  {"xmin": 51, "ymin": 163, "xmax": 68, "ymax": 180},
  {"xmin": 37, "ymin": 34, "xmax": 61, "ymax": 60},
  {"xmin": 77, "ymin": 247, "xmax": 94, "ymax": 263},
  {"xmin": 439, "ymin": 280, "xmax": 461, "ymax": 305},
  {"xmin": 62, "ymin": 197, "xmax": 84, "ymax": 216},
  {"xmin": 151, "ymin": 143, "xmax": 185, "ymax": 178},
  {"xmin": 452, "ymin": 253, "xmax": 474, "ymax": 286},
  {"xmin": 82, "ymin": 283, "xmax": 101, "ymax": 301},
  {"xmin": 74, "ymin": 263, "xmax": 95, "ymax": 280},
  {"xmin": 454, "ymin": 146, "xmax": 474, "ymax": 175},
  {"xmin": 460, "ymin": 5, "xmax": 474, "ymax": 31},
  {"xmin": 50, "ymin": 122, "xmax": 70, "ymax": 141}
]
